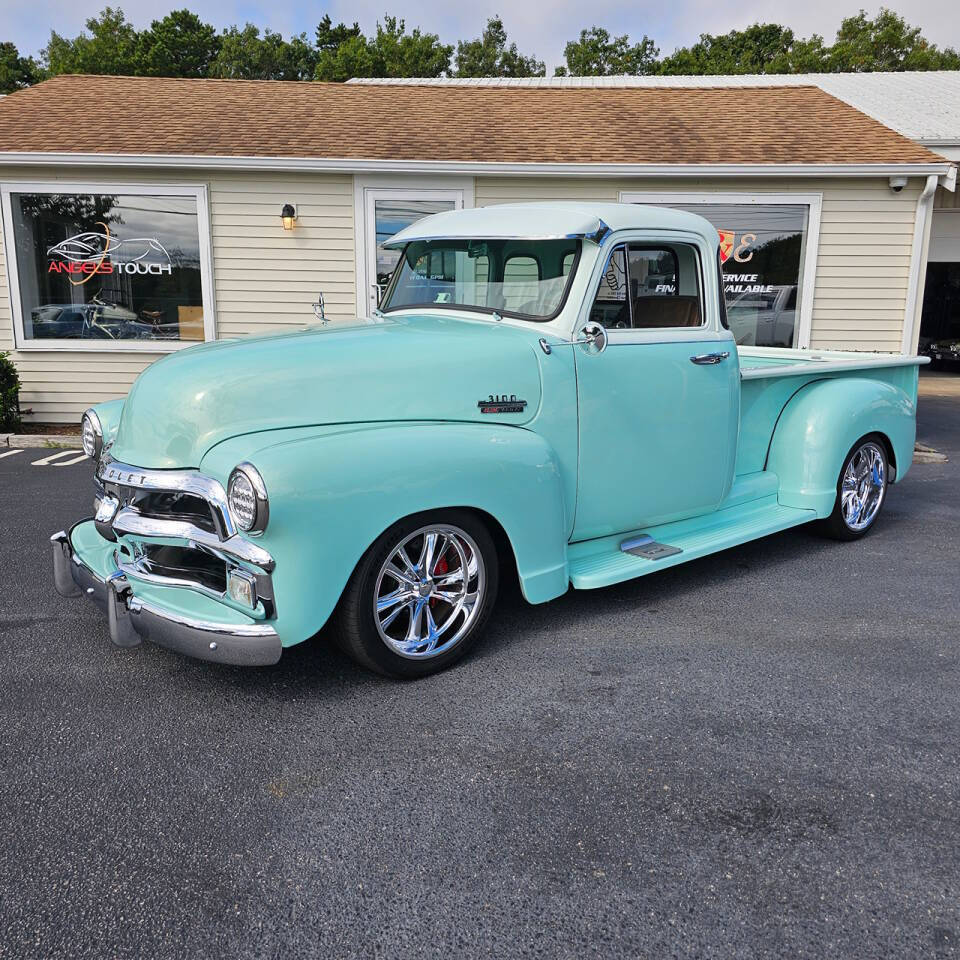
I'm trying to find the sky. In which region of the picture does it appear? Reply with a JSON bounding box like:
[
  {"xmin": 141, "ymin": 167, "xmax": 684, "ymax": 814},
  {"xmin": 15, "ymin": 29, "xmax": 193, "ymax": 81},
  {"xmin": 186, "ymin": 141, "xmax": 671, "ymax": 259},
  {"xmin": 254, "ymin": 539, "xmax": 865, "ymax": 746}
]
[{"xmin": 3, "ymin": 0, "xmax": 960, "ymax": 72}]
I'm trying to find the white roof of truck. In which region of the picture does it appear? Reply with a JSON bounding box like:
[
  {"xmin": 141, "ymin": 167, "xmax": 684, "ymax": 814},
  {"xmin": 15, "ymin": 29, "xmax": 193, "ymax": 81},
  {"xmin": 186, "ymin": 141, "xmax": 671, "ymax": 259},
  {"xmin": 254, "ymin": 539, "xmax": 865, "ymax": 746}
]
[{"xmin": 384, "ymin": 202, "xmax": 716, "ymax": 248}]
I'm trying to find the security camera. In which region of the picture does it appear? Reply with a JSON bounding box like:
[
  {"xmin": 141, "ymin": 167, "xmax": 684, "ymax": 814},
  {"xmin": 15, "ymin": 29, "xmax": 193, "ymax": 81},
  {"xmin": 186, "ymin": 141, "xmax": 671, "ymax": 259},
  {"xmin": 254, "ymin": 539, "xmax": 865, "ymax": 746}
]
[{"xmin": 889, "ymin": 176, "xmax": 908, "ymax": 192}]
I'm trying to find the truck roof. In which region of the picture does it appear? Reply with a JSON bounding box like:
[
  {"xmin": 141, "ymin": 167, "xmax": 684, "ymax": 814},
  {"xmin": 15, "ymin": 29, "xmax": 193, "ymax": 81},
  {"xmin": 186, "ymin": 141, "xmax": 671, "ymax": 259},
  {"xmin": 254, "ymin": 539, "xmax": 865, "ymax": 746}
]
[{"xmin": 383, "ymin": 201, "xmax": 719, "ymax": 249}]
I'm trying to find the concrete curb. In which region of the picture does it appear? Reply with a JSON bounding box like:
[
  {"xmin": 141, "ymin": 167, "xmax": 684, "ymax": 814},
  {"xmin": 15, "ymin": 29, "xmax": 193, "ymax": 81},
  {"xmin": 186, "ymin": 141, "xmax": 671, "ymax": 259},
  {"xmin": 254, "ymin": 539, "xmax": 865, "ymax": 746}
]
[{"xmin": 2, "ymin": 434, "xmax": 81, "ymax": 449}]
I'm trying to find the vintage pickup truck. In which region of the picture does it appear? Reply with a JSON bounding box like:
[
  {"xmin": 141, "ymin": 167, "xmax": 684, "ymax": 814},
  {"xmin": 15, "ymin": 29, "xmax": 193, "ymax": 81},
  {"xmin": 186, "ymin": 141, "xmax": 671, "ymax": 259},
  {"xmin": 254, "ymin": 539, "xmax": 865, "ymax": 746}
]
[{"xmin": 53, "ymin": 202, "xmax": 927, "ymax": 678}]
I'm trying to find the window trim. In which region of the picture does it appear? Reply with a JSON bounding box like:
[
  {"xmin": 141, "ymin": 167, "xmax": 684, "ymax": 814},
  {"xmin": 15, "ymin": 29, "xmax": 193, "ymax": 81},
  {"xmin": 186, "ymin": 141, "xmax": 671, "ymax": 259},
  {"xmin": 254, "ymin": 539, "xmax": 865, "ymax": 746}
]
[
  {"xmin": 619, "ymin": 191, "xmax": 822, "ymax": 349},
  {"xmin": 589, "ymin": 240, "xmax": 707, "ymax": 333},
  {"xmin": 0, "ymin": 180, "xmax": 216, "ymax": 352},
  {"xmin": 353, "ymin": 176, "xmax": 474, "ymax": 317}
]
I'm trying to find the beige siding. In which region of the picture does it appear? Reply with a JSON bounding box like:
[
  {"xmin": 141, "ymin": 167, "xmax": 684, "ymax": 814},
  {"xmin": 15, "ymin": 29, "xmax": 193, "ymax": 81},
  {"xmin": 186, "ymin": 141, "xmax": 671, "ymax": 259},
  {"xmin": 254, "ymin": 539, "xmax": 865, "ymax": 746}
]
[
  {"xmin": 0, "ymin": 166, "xmax": 355, "ymax": 422},
  {"xmin": 475, "ymin": 176, "xmax": 921, "ymax": 352},
  {"xmin": 0, "ymin": 166, "xmax": 928, "ymax": 422},
  {"xmin": 935, "ymin": 185, "xmax": 960, "ymax": 210}
]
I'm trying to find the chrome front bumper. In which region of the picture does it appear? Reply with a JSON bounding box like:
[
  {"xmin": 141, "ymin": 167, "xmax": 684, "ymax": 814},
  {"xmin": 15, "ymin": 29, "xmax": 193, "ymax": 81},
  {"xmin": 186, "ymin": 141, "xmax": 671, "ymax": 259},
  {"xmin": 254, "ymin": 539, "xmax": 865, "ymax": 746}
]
[{"xmin": 51, "ymin": 529, "xmax": 282, "ymax": 666}]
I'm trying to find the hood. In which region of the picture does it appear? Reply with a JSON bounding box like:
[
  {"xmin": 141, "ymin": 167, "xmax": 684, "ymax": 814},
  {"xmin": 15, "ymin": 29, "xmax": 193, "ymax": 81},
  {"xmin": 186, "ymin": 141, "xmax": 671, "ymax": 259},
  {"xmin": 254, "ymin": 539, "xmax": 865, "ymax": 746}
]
[{"xmin": 111, "ymin": 315, "xmax": 545, "ymax": 469}]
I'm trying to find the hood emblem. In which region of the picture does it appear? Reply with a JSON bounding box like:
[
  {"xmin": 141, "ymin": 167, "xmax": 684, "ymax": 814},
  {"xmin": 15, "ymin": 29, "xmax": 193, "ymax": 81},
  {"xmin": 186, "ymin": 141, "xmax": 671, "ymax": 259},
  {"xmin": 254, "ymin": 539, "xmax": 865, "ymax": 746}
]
[{"xmin": 478, "ymin": 394, "xmax": 527, "ymax": 414}]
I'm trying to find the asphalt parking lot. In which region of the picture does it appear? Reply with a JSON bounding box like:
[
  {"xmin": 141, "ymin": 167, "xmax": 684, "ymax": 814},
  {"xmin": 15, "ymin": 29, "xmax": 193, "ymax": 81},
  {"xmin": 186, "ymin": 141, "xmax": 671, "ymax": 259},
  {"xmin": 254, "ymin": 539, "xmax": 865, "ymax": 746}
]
[{"xmin": 1, "ymin": 391, "xmax": 958, "ymax": 960}]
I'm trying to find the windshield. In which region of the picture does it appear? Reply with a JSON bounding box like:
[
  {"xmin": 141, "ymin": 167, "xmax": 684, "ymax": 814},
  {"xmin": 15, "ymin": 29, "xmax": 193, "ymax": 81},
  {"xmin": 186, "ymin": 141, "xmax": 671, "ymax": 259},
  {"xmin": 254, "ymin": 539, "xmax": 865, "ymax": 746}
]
[{"xmin": 381, "ymin": 238, "xmax": 581, "ymax": 322}]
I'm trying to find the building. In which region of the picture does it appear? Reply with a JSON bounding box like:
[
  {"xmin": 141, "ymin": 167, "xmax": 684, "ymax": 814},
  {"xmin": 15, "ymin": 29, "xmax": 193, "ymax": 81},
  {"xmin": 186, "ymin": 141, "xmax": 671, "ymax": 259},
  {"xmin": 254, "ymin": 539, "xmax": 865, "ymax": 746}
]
[
  {"xmin": 0, "ymin": 74, "xmax": 955, "ymax": 422},
  {"xmin": 380, "ymin": 72, "xmax": 960, "ymax": 354}
]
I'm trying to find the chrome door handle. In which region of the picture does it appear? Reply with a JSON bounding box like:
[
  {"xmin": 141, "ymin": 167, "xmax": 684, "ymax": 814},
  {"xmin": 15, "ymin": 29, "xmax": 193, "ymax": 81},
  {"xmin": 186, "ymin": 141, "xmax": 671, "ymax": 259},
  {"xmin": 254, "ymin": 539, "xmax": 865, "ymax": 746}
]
[{"xmin": 690, "ymin": 351, "xmax": 730, "ymax": 365}]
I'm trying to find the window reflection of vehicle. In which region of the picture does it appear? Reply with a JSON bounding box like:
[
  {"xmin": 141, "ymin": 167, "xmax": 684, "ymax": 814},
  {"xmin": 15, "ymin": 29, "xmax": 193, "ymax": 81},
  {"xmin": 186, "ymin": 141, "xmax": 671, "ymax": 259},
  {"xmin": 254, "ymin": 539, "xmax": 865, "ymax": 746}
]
[
  {"xmin": 727, "ymin": 284, "xmax": 797, "ymax": 348},
  {"xmin": 30, "ymin": 297, "xmax": 173, "ymax": 341}
]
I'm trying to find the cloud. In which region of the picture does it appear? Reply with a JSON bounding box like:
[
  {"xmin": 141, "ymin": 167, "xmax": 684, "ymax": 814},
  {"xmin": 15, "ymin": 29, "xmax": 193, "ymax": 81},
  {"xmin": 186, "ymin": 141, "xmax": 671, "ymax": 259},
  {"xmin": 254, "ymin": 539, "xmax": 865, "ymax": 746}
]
[{"xmin": 7, "ymin": 0, "xmax": 960, "ymax": 70}]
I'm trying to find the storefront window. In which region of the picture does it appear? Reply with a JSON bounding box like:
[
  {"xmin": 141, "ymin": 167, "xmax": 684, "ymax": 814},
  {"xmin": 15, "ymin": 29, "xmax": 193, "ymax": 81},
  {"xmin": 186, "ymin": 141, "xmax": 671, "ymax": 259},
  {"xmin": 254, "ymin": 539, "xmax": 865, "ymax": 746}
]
[
  {"xmin": 6, "ymin": 189, "xmax": 208, "ymax": 345},
  {"xmin": 626, "ymin": 198, "xmax": 813, "ymax": 348}
]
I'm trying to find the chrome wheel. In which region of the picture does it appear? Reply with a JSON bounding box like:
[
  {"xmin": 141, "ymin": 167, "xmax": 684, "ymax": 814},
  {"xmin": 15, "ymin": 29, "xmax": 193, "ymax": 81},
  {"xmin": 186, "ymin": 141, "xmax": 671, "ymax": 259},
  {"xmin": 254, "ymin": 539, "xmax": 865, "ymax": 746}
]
[
  {"xmin": 841, "ymin": 441, "xmax": 886, "ymax": 532},
  {"xmin": 374, "ymin": 524, "xmax": 486, "ymax": 660}
]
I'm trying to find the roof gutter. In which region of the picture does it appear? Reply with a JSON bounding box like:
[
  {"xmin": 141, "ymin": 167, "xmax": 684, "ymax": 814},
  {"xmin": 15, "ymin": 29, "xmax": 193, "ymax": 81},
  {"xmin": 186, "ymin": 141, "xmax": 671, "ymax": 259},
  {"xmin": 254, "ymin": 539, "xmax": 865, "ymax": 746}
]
[
  {"xmin": 901, "ymin": 173, "xmax": 939, "ymax": 356},
  {"xmin": 0, "ymin": 152, "xmax": 953, "ymax": 179}
]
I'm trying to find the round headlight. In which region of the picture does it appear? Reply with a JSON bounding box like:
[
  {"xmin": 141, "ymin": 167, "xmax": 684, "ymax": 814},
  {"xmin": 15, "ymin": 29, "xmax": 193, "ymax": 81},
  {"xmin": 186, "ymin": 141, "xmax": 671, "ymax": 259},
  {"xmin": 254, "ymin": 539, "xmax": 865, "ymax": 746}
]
[
  {"xmin": 228, "ymin": 462, "xmax": 269, "ymax": 535},
  {"xmin": 81, "ymin": 409, "xmax": 103, "ymax": 460}
]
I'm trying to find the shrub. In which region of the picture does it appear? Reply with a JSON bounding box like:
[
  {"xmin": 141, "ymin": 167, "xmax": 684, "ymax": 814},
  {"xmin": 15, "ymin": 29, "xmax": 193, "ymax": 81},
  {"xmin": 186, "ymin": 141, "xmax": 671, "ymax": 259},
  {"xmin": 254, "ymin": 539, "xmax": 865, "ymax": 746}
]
[{"xmin": 0, "ymin": 351, "xmax": 22, "ymax": 432}]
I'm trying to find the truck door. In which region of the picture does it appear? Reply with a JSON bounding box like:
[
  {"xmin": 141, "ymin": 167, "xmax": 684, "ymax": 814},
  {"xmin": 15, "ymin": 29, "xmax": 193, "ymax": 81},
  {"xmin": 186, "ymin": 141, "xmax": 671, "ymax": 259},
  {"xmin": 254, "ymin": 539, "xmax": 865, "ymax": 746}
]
[{"xmin": 572, "ymin": 240, "xmax": 739, "ymax": 541}]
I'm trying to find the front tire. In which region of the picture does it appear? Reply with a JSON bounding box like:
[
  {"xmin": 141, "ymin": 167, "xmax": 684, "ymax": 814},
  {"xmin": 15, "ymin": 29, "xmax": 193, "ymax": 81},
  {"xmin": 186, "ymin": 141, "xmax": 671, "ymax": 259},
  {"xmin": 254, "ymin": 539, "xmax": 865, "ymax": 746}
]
[
  {"xmin": 334, "ymin": 510, "xmax": 499, "ymax": 678},
  {"xmin": 819, "ymin": 435, "xmax": 889, "ymax": 541}
]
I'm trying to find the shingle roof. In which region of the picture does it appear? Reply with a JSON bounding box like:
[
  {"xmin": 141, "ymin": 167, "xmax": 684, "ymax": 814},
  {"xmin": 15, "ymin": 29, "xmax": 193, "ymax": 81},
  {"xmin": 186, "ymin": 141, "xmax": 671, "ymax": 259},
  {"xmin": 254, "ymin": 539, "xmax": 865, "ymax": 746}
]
[
  {"xmin": 0, "ymin": 73, "xmax": 946, "ymax": 166},
  {"xmin": 354, "ymin": 72, "xmax": 960, "ymax": 145}
]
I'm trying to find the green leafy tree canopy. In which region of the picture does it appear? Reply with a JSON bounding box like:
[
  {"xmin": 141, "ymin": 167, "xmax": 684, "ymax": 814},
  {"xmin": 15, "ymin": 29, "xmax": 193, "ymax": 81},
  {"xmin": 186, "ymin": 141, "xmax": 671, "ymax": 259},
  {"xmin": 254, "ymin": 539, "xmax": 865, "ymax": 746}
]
[
  {"xmin": 210, "ymin": 25, "xmax": 317, "ymax": 81},
  {"xmin": 455, "ymin": 16, "xmax": 545, "ymax": 78},
  {"xmin": 315, "ymin": 14, "xmax": 452, "ymax": 81},
  {"xmin": 0, "ymin": 42, "xmax": 39, "ymax": 93},
  {"xmin": 42, "ymin": 7, "xmax": 140, "ymax": 76},
  {"xmin": 137, "ymin": 9, "xmax": 220, "ymax": 77},
  {"xmin": 658, "ymin": 23, "xmax": 828, "ymax": 74},
  {"xmin": 555, "ymin": 27, "xmax": 659, "ymax": 76},
  {"xmin": 827, "ymin": 8, "xmax": 960, "ymax": 71}
]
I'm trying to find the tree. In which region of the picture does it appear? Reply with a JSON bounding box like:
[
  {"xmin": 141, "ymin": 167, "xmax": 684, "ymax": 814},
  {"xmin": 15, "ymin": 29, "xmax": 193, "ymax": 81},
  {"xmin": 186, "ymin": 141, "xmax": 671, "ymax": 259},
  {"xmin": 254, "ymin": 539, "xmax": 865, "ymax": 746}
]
[
  {"xmin": 369, "ymin": 16, "xmax": 452, "ymax": 78},
  {"xmin": 315, "ymin": 15, "xmax": 362, "ymax": 54},
  {"xmin": 137, "ymin": 9, "xmax": 220, "ymax": 77},
  {"xmin": 827, "ymin": 8, "xmax": 960, "ymax": 72},
  {"xmin": 455, "ymin": 16, "xmax": 544, "ymax": 77},
  {"xmin": 42, "ymin": 7, "xmax": 141, "ymax": 76},
  {"xmin": 658, "ymin": 23, "xmax": 828, "ymax": 74},
  {"xmin": 211, "ymin": 25, "xmax": 317, "ymax": 81},
  {"xmin": 555, "ymin": 27, "xmax": 658, "ymax": 76},
  {"xmin": 314, "ymin": 14, "xmax": 452, "ymax": 82},
  {"xmin": 0, "ymin": 42, "xmax": 39, "ymax": 93}
]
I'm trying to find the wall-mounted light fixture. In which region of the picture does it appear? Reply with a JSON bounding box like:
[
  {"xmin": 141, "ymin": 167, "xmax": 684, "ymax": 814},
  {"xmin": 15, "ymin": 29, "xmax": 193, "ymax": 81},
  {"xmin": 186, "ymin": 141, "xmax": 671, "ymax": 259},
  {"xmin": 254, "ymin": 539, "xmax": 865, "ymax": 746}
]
[{"xmin": 281, "ymin": 203, "xmax": 297, "ymax": 230}]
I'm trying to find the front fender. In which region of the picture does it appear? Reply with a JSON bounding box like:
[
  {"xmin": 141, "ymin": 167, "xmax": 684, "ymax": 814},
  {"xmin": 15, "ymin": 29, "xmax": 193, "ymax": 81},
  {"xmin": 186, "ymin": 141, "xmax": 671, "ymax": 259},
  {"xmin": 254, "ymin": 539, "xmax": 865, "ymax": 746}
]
[
  {"xmin": 89, "ymin": 397, "xmax": 125, "ymax": 447},
  {"xmin": 766, "ymin": 377, "xmax": 917, "ymax": 517},
  {"xmin": 202, "ymin": 423, "xmax": 569, "ymax": 647}
]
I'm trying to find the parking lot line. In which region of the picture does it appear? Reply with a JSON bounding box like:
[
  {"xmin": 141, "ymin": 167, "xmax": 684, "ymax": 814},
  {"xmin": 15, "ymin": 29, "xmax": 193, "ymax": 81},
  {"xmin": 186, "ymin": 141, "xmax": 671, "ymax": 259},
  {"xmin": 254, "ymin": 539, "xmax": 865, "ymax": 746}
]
[
  {"xmin": 53, "ymin": 452, "xmax": 90, "ymax": 467},
  {"xmin": 31, "ymin": 450, "xmax": 84, "ymax": 466},
  {"xmin": 0, "ymin": 448, "xmax": 23, "ymax": 459}
]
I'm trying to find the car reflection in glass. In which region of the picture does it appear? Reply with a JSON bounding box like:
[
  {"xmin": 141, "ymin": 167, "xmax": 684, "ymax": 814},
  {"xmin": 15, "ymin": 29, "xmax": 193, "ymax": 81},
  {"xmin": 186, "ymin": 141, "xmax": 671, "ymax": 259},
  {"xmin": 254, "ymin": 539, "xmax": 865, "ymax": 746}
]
[
  {"xmin": 728, "ymin": 284, "xmax": 798, "ymax": 348},
  {"xmin": 30, "ymin": 298, "xmax": 177, "ymax": 340}
]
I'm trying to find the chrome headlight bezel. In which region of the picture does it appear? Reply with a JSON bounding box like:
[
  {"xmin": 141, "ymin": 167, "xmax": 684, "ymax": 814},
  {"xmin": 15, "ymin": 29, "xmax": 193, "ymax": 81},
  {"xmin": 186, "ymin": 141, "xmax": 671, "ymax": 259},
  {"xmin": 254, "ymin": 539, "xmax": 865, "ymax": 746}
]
[
  {"xmin": 81, "ymin": 408, "xmax": 103, "ymax": 460},
  {"xmin": 227, "ymin": 462, "xmax": 269, "ymax": 536}
]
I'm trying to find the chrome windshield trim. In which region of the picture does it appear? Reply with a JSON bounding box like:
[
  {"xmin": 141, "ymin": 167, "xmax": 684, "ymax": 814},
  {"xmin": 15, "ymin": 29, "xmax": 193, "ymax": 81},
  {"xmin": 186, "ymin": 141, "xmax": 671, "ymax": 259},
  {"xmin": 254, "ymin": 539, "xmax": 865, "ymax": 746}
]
[
  {"xmin": 112, "ymin": 507, "xmax": 275, "ymax": 571},
  {"xmin": 382, "ymin": 219, "xmax": 610, "ymax": 248},
  {"xmin": 98, "ymin": 457, "xmax": 236, "ymax": 538}
]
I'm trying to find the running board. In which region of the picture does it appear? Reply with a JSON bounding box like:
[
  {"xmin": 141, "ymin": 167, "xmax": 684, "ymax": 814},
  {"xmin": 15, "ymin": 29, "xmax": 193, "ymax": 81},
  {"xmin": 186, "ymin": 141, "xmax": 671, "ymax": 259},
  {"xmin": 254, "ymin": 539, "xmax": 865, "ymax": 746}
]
[{"xmin": 568, "ymin": 497, "xmax": 815, "ymax": 590}]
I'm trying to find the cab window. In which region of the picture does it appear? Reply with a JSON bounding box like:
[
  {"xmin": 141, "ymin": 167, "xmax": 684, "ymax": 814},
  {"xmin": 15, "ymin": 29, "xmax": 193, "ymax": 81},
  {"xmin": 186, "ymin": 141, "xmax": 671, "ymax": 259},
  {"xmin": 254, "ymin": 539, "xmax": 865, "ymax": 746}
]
[{"xmin": 589, "ymin": 242, "xmax": 704, "ymax": 330}]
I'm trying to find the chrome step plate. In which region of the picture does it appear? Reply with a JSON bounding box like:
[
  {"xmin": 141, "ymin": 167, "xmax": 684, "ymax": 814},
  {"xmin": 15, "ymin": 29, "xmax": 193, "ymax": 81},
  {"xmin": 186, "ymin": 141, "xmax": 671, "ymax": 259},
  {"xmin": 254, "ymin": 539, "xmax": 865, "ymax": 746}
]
[{"xmin": 620, "ymin": 534, "xmax": 683, "ymax": 560}]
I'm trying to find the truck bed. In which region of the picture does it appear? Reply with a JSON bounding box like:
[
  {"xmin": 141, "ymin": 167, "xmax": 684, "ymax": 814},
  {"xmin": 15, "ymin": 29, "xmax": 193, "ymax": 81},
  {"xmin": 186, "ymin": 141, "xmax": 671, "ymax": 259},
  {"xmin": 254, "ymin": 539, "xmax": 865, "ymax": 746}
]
[
  {"xmin": 737, "ymin": 346, "xmax": 929, "ymax": 380},
  {"xmin": 734, "ymin": 346, "xmax": 926, "ymax": 479}
]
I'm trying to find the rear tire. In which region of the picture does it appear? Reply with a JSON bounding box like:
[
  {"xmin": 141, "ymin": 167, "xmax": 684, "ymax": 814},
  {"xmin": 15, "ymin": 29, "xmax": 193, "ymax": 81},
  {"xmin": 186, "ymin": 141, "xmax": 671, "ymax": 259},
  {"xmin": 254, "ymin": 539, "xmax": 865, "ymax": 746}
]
[
  {"xmin": 334, "ymin": 510, "xmax": 499, "ymax": 679},
  {"xmin": 819, "ymin": 434, "xmax": 889, "ymax": 541}
]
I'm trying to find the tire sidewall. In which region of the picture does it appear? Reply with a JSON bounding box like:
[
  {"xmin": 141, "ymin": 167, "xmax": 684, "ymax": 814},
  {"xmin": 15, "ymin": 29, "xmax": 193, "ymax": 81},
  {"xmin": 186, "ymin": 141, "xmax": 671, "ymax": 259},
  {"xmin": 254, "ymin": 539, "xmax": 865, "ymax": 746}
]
[
  {"xmin": 828, "ymin": 434, "xmax": 889, "ymax": 540},
  {"xmin": 344, "ymin": 510, "xmax": 500, "ymax": 678}
]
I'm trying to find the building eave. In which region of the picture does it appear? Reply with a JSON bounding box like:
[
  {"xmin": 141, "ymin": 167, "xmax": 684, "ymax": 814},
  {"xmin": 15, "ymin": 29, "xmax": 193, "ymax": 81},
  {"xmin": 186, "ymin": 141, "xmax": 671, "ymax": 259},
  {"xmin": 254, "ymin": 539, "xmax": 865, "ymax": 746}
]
[{"xmin": 0, "ymin": 151, "xmax": 953, "ymax": 181}]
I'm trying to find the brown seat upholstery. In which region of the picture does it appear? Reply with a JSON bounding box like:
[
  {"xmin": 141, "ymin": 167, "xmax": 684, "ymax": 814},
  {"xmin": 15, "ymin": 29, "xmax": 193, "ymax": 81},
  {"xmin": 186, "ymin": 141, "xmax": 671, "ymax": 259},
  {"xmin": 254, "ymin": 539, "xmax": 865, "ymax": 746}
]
[{"xmin": 632, "ymin": 296, "xmax": 702, "ymax": 329}]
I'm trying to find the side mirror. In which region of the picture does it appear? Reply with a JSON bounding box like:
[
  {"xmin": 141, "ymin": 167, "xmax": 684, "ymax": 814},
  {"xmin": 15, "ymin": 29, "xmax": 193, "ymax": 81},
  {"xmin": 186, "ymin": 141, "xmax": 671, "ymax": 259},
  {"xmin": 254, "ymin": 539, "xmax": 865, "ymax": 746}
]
[
  {"xmin": 312, "ymin": 292, "xmax": 327, "ymax": 325},
  {"xmin": 577, "ymin": 321, "xmax": 607, "ymax": 355}
]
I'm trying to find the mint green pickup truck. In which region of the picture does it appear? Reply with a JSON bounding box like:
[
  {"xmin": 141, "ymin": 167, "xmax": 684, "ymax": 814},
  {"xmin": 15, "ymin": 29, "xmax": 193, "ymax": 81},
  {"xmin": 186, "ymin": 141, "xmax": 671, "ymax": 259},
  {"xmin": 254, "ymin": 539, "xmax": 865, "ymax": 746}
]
[{"xmin": 53, "ymin": 202, "xmax": 926, "ymax": 678}]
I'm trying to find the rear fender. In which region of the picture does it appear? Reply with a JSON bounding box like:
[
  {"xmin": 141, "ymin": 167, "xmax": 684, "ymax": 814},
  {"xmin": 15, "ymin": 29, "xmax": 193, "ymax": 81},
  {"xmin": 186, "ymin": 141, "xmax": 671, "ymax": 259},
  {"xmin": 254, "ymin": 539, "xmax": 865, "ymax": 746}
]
[
  {"xmin": 766, "ymin": 377, "xmax": 916, "ymax": 517},
  {"xmin": 202, "ymin": 423, "xmax": 569, "ymax": 646}
]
